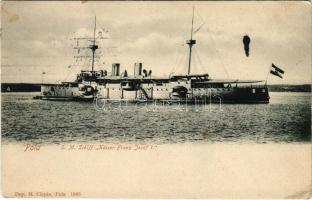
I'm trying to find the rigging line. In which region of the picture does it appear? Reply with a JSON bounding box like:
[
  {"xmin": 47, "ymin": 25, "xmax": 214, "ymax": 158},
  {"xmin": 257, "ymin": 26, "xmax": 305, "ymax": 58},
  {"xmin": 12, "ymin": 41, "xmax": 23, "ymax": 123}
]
[
  {"xmin": 196, "ymin": 49, "xmax": 206, "ymax": 74},
  {"xmin": 169, "ymin": 45, "xmax": 181, "ymax": 74},
  {"xmin": 192, "ymin": 48, "xmax": 199, "ymax": 73},
  {"xmin": 179, "ymin": 47, "xmax": 187, "ymax": 75},
  {"xmin": 191, "ymin": 47, "xmax": 200, "ymax": 74},
  {"xmin": 193, "ymin": 48, "xmax": 206, "ymax": 74},
  {"xmin": 173, "ymin": 45, "xmax": 186, "ymax": 75},
  {"xmin": 102, "ymin": 49, "xmax": 113, "ymax": 70},
  {"xmin": 190, "ymin": 6, "xmax": 195, "ymax": 40},
  {"xmin": 93, "ymin": 16, "xmax": 97, "ymax": 46},
  {"xmin": 192, "ymin": 12, "xmax": 206, "ymax": 36},
  {"xmin": 196, "ymin": 50, "xmax": 205, "ymax": 75},
  {"xmin": 63, "ymin": 60, "xmax": 78, "ymax": 82},
  {"xmin": 192, "ymin": 51, "xmax": 199, "ymax": 74},
  {"xmin": 170, "ymin": 45, "xmax": 185, "ymax": 75},
  {"xmin": 178, "ymin": 49, "xmax": 187, "ymax": 74},
  {"xmin": 205, "ymin": 27, "xmax": 230, "ymax": 79},
  {"xmin": 265, "ymin": 69, "xmax": 270, "ymax": 85},
  {"xmin": 81, "ymin": 46, "xmax": 91, "ymax": 70},
  {"xmin": 185, "ymin": 48, "xmax": 191, "ymax": 74},
  {"xmin": 193, "ymin": 22, "xmax": 205, "ymax": 35},
  {"xmin": 82, "ymin": 56, "xmax": 88, "ymax": 70},
  {"xmin": 63, "ymin": 67, "xmax": 74, "ymax": 82},
  {"xmin": 264, "ymin": 63, "xmax": 273, "ymax": 85},
  {"xmin": 195, "ymin": 11, "xmax": 205, "ymax": 24}
]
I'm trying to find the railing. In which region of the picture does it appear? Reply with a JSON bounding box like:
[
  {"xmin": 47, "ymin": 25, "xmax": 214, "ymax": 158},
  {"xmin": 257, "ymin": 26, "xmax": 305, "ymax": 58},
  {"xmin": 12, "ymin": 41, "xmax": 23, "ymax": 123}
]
[{"xmin": 234, "ymin": 84, "xmax": 267, "ymax": 89}]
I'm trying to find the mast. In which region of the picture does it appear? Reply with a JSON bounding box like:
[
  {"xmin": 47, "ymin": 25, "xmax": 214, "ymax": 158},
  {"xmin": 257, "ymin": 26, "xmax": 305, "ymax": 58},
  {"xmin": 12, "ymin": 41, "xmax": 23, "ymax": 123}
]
[
  {"xmin": 187, "ymin": 7, "xmax": 196, "ymax": 75},
  {"xmin": 90, "ymin": 16, "xmax": 98, "ymax": 72}
]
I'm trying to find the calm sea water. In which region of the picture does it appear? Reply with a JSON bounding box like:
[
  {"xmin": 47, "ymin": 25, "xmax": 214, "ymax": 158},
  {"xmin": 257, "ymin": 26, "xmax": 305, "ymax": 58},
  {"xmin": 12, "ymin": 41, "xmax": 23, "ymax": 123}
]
[{"xmin": 1, "ymin": 92, "xmax": 311, "ymax": 144}]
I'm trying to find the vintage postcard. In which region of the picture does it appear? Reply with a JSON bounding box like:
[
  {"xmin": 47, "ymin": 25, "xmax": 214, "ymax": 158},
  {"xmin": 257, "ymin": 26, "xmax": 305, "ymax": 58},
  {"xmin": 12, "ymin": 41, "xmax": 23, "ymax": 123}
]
[{"xmin": 1, "ymin": 1, "xmax": 311, "ymax": 198}]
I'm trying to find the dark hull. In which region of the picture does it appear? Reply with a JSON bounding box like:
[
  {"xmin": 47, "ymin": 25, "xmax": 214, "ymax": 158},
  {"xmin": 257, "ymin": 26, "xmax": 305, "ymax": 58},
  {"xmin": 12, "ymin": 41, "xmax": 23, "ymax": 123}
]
[
  {"xmin": 213, "ymin": 87, "xmax": 270, "ymax": 104},
  {"xmin": 159, "ymin": 86, "xmax": 269, "ymax": 104}
]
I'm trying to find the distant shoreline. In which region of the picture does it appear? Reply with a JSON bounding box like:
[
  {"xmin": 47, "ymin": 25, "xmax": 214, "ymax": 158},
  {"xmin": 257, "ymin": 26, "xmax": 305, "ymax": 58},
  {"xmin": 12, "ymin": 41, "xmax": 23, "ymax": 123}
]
[
  {"xmin": 1, "ymin": 83, "xmax": 311, "ymax": 93},
  {"xmin": 266, "ymin": 84, "xmax": 311, "ymax": 93}
]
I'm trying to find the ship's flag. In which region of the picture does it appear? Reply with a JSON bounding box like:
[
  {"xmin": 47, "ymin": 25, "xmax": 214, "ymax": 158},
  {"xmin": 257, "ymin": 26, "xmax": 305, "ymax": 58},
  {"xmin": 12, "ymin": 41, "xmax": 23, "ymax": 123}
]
[{"xmin": 270, "ymin": 64, "xmax": 284, "ymax": 79}]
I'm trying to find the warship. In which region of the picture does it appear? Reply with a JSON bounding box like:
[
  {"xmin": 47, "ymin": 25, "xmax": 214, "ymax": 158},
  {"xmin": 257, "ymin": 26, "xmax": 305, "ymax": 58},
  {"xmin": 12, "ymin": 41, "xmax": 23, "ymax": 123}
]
[{"xmin": 37, "ymin": 12, "xmax": 270, "ymax": 104}]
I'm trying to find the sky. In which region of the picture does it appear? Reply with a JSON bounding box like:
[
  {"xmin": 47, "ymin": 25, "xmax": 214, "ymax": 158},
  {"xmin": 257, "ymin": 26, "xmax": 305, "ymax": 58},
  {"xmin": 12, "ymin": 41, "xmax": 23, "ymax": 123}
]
[{"xmin": 1, "ymin": 1, "xmax": 311, "ymax": 84}]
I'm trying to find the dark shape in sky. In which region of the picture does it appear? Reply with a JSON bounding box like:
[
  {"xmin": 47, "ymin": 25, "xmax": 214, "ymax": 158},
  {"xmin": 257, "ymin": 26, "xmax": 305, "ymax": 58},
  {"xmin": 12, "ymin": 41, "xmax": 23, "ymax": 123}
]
[{"xmin": 243, "ymin": 35, "xmax": 250, "ymax": 57}]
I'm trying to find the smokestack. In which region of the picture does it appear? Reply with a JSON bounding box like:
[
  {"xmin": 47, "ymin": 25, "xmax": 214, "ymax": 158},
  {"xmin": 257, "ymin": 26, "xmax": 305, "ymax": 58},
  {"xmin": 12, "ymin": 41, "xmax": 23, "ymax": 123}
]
[
  {"xmin": 112, "ymin": 63, "xmax": 120, "ymax": 76},
  {"xmin": 134, "ymin": 63, "xmax": 142, "ymax": 77},
  {"xmin": 143, "ymin": 69, "xmax": 147, "ymax": 77}
]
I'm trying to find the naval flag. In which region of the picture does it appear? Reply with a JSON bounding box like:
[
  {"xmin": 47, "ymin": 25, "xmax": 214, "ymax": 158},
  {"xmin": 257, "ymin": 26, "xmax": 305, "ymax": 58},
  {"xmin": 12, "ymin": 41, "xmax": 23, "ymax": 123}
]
[{"xmin": 270, "ymin": 64, "xmax": 284, "ymax": 79}]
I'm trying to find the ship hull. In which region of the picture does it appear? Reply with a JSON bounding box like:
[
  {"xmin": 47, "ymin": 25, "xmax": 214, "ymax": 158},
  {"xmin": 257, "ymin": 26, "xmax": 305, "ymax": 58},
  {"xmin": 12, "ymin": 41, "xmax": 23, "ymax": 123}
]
[
  {"xmin": 35, "ymin": 84, "xmax": 95, "ymax": 101},
  {"xmin": 96, "ymin": 85, "xmax": 270, "ymax": 104},
  {"xmin": 37, "ymin": 70, "xmax": 269, "ymax": 104}
]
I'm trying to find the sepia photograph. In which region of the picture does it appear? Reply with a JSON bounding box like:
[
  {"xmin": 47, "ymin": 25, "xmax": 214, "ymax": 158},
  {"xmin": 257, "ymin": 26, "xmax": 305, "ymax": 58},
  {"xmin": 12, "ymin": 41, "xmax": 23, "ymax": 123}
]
[{"xmin": 1, "ymin": 1, "xmax": 311, "ymax": 198}]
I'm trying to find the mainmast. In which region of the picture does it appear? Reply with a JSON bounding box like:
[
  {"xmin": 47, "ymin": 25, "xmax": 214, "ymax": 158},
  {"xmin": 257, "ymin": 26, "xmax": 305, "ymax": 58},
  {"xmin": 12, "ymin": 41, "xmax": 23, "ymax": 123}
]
[
  {"xmin": 187, "ymin": 7, "xmax": 196, "ymax": 75},
  {"xmin": 90, "ymin": 16, "xmax": 98, "ymax": 72}
]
